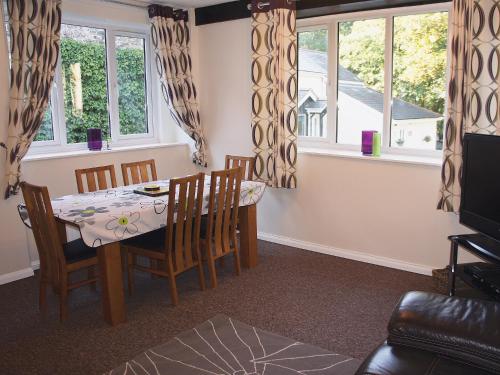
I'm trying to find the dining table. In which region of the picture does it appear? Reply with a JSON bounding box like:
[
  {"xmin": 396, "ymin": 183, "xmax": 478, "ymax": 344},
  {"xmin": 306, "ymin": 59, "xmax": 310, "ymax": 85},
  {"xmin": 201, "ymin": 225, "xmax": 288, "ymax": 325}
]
[{"xmin": 26, "ymin": 175, "xmax": 266, "ymax": 326}]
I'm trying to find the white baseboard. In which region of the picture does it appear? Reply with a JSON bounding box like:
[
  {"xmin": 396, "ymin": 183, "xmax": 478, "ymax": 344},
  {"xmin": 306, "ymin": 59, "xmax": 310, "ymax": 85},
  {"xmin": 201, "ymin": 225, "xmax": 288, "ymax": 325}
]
[
  {"xmin": 0, "ymin": 267, "xmax": 34, "ymax": 285},
  {"xmin": 257, "ymin": 232, "xmax": 433, "ymax": 276},
  {"xmin": 1, "ymin": 234, "xmax": 433, "ymax": 285},
  {"xmin": 0, "ymin": 260, "xmax": 40, "ymax": 286}
]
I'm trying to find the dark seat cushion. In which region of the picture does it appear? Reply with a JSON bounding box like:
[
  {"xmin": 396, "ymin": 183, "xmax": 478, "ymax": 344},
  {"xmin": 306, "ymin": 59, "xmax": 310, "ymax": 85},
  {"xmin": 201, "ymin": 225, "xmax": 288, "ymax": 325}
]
[
  {"xmin": 355, "ymin": 342, "xmax": 496, "ymax": 375},
  {"xmin": 63, "ymin": 239, "xmax": 97, "ymax": 264},
  {"xmin": 122, "ymin": 228, "xmax": 166, "ymax": 251},
  {"xmin": 200, "ymin": 215, "xmax": 208, "ymax": 239},
  {"xmin": 387, "ymin": 291, "xmax": 500, "ymax": 373},
  {"xmin": 199, "ymin": 215, "xmax": 236, "ymax": 239}
]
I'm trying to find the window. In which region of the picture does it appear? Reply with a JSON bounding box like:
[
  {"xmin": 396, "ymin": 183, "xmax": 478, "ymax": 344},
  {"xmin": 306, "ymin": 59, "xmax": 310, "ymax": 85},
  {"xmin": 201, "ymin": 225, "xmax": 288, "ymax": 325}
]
[
  {"xmin": 391, "ymin": 12, "xmax": 448, "ymax": 150},
  {"xmin": 115, "ymin": 36, "xmax": 149, "ymax": 136},
  {"xmin": 298, "ymin": 29, "xmax": 328, "ymax": 138},
  {"xmin": 298, "ymin": 4, "xmax": 450, "ymax": 155},
  {"xmin": 60, "ymin": 24, "xmax": 110, "ymax": 144},
  {"xmin": 3, "ymin": 13, "xmax": 156, "ymax": 153},
  {"xmin": 34, "ymin": 101, "xmax": 55, "ymax": 142},
  {"xmin": 3, "ymin": 18, "xmax": 55, "ymax": 143},
  {"xmin": 337, "ymin": 18, "xmax": 385, "ymax": 144}
]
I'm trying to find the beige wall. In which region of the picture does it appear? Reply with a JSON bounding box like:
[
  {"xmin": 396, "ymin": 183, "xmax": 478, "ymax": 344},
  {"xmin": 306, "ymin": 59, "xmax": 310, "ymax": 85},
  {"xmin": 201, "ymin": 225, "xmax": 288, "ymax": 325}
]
[
  {"xmin": 0, "ymin": 7, "xmax": 476, "ymax": 283},
  {"xmin": 0, "ymin": 0, "xmax": 198, "ymax": 283},
  {"xmin": 195, "ymin": 18, "xmax": 474, "ymax": 274}
]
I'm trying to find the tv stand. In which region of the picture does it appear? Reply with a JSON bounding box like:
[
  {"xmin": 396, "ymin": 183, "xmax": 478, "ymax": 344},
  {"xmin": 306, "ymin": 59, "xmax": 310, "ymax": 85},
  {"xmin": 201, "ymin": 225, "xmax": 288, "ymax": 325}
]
[{"xmin": 448, "ymin": 233, "xmax": 500, "ymax": 299}]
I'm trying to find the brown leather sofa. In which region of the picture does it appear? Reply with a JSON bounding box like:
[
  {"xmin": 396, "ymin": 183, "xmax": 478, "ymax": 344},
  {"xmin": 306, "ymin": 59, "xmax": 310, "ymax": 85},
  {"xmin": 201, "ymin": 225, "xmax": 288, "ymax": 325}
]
[{"xmin": 356, "ymin": 291, "xmax": 500, "ymax": 375}]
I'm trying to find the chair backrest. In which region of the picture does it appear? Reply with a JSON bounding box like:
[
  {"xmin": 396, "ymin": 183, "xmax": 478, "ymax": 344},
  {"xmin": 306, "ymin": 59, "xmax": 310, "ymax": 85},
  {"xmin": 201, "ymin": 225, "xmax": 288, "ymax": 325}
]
[
  {"xmin": 121, "ymin": 159, "xmax": 157, "ymax": 186},
  {"xmin": 205, "ymin": 167, "xmax": 242, "ymax": 257},
  {"xmin": 75, "ymin": 165, "xmax": 117, "ymax": 193},
  {"xmin": 225, "ymin": 155, "xmax": 255, "ymax": 180},
  {"xmin": 164, "ymin": 173, "xmax": 205, "ymax": 273},
  {"xmin": 20, "ymin": 182, "xmax": 65, "ymax": 287}
]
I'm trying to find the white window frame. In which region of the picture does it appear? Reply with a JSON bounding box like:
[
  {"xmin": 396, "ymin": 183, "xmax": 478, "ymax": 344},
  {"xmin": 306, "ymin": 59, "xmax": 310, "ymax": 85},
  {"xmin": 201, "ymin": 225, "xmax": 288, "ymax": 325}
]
[
  {"xmin": 29, "ymin": 16, "xmax": 158, "ymax": 155},
  {"xmin": 297, "ymin": 24, "xmax": 332, "ymax": 145},
  {"xmin": 108, "ymin": 30, "xmax": 155, "ymax": 144},
  {"xmin": 297, "ymin": 2, "xmax": 452, "ymax": 158}
]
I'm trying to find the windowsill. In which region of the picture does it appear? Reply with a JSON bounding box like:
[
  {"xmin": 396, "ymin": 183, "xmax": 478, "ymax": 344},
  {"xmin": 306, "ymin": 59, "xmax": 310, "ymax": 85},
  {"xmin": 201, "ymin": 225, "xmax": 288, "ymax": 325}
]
[
  {"xmin": 298, "ymin": 147, "xmax": 442, "ymax": 167},
  {"xmin": 23, "ymin": 142, "xmax": 189, "ymax": 162}
]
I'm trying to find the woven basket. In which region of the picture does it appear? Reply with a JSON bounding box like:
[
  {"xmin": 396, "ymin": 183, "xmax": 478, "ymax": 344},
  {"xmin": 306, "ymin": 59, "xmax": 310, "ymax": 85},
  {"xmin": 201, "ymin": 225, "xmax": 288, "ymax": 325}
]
[
  {"xmin": 432, "ymin": 267, "xmax": 450, "ymax": 294},
  {"xmin": 432, "ymin": 266, "xmax": 467, "ymax": 294}
]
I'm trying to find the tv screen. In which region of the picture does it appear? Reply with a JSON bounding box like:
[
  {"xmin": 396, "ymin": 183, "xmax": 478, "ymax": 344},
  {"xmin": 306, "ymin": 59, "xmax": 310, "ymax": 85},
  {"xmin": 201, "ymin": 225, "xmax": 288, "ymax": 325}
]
[{"xmin": 460, "ymin": 133, "xmax": 500, "ymax": 241}]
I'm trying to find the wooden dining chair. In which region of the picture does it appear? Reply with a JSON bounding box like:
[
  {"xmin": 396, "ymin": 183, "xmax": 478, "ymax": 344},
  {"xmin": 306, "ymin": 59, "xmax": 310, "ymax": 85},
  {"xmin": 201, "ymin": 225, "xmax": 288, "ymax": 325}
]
[
  {"xmin": 75, "ymin": 165, "xmax": 117, "ymax": 193},
  {"xmin": 121, "ymin": 159, "xmax": 157, "ymax": 186},
  {"xmin": 203, "ymin": 167, "xmax": 242, "ymax": 289},
  {"xmin": 225, "ymin": 155, "xmax": 255, "ymax": 180},
  {"xmin": 20, "ymin": 182, "xmax": 99, "ymax": 321},
  {"xmin": 123, "ymin": 173, "xmax": 206, "ymax": 305}
]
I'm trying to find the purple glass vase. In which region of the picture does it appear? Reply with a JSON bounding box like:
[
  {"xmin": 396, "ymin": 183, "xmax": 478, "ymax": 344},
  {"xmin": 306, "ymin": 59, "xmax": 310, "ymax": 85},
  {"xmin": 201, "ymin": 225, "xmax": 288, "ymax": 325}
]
[
  {"xmin": 362, "ymin": 130, "xmax": 377, "ymax": 155},
  {"xmin": 87, "ymin": 128, "xmax": 103, "ymax": 151}
]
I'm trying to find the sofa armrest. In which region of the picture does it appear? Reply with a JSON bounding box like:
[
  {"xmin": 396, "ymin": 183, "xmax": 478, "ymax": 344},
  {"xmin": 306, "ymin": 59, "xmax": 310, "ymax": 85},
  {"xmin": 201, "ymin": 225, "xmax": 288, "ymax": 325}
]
[{"xmin": 387, "ymin": 291, "xmax": 500, "ymax": 373}]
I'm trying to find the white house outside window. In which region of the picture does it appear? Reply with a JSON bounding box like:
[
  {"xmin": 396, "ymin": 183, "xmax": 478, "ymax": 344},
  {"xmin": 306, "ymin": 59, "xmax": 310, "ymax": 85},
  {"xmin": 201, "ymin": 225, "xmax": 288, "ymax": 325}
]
[{"xmin": 298, "ymin": 3, "xmax": 451, "ymax": 157}]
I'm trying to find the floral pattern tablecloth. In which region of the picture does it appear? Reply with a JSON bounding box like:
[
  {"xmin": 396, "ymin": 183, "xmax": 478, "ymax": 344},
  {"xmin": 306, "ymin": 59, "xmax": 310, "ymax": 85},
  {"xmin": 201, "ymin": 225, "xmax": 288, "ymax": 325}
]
[{"xmin": 27, "ymin": 176, "xmax": 266, "ymax": 248}]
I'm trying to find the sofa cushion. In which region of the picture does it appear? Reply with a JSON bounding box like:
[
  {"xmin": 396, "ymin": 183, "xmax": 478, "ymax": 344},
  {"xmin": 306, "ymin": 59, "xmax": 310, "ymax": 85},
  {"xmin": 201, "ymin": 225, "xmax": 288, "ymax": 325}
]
[
  {"xmin": 355, "ymin": 342, "xmax": 495, "ymax": 375},
  {"xmin": 387, "ymin": 291, "xmax": 500, "ymax": 373}
]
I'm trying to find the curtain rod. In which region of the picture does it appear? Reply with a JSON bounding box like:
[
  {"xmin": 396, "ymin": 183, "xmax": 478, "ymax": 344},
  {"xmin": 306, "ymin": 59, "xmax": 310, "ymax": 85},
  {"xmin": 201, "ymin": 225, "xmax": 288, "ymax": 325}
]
[
  {"xmin": 98, "ymin": 0, "xmax": 147, "ymax": 9},
  {"xmin": 98, "ymin": 0, "xmax": 179, "ymax": 10},
  {"xmin": 102, "ymin": 0, "xmax": 299, "ymax": 12},
  {"xmin": 247, "ymin": 0, "xmax": 300, "ymax": 11}
]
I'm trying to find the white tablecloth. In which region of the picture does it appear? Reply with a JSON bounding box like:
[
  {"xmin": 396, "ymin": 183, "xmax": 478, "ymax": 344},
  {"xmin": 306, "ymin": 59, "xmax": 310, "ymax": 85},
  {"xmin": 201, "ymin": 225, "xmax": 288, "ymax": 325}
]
[{"xmin": 47, "ymin": 176, "xmax": 266, "ymax": 247}]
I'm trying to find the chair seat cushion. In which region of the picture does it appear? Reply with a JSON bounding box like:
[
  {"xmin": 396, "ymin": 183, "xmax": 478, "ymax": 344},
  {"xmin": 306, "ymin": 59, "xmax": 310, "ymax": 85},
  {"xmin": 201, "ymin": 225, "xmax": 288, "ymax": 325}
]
[
  {"xmin": 63, "ymin": 239, "xmax": 97, "ymax": 264},
  {"xmin": 123, "ymin": 228, "xmax": 166, "ymax": 251},
  {"xmin": 200, "ymin": 216, "xmax": 208, "ymax": 239},
  {"xmin": 200, "ymin": 215, "xmax": 236, "ymax": 239}
]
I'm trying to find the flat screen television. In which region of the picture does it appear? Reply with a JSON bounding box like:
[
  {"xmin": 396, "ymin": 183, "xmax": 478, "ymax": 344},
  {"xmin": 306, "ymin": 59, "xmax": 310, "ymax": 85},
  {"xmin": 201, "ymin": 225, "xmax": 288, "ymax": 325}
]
[{"xmin": 460, "ymin": 133, "xmax": 500, "ymax": 242}]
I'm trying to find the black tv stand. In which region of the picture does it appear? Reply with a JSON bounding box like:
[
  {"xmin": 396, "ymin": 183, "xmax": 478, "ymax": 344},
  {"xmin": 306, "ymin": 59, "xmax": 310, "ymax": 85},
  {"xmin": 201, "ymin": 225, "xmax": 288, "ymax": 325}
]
[{"xmin": 448, "ymin": 233, "xmax": 500, "ymax": 300}]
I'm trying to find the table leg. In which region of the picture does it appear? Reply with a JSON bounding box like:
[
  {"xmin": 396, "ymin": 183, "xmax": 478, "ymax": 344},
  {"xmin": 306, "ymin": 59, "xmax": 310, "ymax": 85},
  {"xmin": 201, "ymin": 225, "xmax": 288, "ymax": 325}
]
[
  {"xmin": 448, "ymin": 240, "xmax": 458, "ymax": 296},
  {"xmin": 98, "ymin": 242, "xmax": 126, "ymax": 325},
  {"xmin": 239, "ymin": 204, "xmax": 258, "ymax": 268}
]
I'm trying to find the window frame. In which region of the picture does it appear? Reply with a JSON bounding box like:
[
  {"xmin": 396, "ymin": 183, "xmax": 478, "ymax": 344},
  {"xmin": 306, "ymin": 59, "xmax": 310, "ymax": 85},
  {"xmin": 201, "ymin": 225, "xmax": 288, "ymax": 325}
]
[
  {"xmin": 297, "ymin": 2, "xmax": 452, "ymax": 158},
  {"xmin": 297, "ymin": 24, "xmax": 333, "ymax": 145},
  {"xmin": 28, "ymin": 16, "xmax": 158, "ymax": 155},
  {"xmin": 108, "ymin": 30, "xmax": 155, "ymax": 143}
]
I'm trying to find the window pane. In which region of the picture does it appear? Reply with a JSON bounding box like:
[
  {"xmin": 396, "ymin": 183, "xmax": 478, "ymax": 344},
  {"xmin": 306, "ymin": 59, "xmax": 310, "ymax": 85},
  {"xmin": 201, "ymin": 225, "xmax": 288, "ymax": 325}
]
[
  {"xmin": 298, "ymin": 29, "xmax": 328, "ymax": 138},
  {"xmin": 391, "ymin": 12, "xmax": 448, "ymax": 150},
  {"xmin": 337, "ymin": 19, "xmax": 385, "ymax": 144},
  {"xmin": 34, "ymin": 103, "xmax": 55, "ymax": 142},
  {"xmin": 61, "ymin": 24, "xmax": 110, "ymax": 143},
  {"xmin": 116, "ymin": 36, "xmax": 148, "ymax": 135},
  {"xmin": 4, "ymin": 20, "xmax": 55, "ymax": 142}
]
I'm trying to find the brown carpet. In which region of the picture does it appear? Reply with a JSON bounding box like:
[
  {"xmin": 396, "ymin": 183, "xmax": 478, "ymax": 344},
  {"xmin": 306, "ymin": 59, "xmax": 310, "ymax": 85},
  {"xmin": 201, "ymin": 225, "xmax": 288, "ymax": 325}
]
[{"xmin": 0, "ymin": 240, "xmax": 433, "ymax": 374}]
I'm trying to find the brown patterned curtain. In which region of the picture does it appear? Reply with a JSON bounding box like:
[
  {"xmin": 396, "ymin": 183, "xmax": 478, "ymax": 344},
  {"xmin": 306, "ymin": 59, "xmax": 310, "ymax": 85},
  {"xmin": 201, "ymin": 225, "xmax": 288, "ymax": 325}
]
[
  {"xmin": 148, "ymin": 5, "xmax": 208, "ymax": 167},
  {"xmin": 438, "ymin": 0, "xmax": 500, "ymax": 212},
  {"xmin": 251, "ymin": 0, "xmax": 298, "ymax": 188},
  {"xmin": 1, "ymin": 0, "xmax": 61, "ymax": 199}
]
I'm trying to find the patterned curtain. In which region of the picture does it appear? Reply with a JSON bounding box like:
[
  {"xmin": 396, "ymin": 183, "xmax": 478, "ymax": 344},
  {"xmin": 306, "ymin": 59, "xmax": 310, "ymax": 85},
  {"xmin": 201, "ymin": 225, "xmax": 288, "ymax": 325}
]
[
  {"xmin": 251, "ymin": 0, "xmax": 298, "ymax": 188},
  {"xmin": 438, "ymin": 0, "xmax": 500, "ymax": 212},
  {"xmin": 148, "ymin": 5, "xmax": 208, "ymax": 167},
  {"xmin": 1, "ymin": 0, "xmax": 61, "ymax": 199}
]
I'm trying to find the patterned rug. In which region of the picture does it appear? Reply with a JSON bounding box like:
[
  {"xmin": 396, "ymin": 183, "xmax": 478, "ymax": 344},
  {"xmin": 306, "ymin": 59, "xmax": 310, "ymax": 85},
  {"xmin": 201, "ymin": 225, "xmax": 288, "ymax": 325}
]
[{"xmin": 107, "ymin": 315, "xmax": 361, "ymax": 374}]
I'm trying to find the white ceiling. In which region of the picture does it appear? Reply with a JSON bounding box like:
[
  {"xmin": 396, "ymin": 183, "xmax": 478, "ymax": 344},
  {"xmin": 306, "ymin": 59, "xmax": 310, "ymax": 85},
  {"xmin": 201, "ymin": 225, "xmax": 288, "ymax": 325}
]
[{"xmin": 104, "ymin": 0, "xmax": 232, "ymax": 8}]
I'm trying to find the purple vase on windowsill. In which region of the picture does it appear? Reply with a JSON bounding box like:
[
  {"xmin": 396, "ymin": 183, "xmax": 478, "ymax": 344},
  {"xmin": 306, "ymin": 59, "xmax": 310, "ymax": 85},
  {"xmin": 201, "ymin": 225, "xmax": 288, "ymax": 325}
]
[
  {"xmin": 87, "ymin": 128, "xmax": 103, "ymax": 151},
  {"xmin": 362, "ymin": 130, "xmax": 377, "ymax": 155}
]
